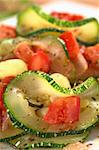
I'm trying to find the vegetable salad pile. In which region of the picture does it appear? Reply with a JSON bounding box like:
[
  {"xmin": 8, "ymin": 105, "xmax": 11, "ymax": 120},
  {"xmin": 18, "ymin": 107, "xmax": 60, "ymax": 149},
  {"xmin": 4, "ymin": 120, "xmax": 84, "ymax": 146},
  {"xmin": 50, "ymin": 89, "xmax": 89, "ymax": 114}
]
[{"xmin": 0, "ymin": 5, "xmax": 99, "ymax": 149}]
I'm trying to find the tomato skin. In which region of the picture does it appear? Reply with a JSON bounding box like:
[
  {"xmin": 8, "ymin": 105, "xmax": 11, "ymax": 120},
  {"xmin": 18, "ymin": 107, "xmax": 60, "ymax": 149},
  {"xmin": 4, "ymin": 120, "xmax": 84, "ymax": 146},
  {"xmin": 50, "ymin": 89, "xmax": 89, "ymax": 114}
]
[
  {"xmin": 14, "ymin": 42, "xmax": 34, "ymax": 63},
  {"xmin": 0, "ymin": 76, "xmax": 14, "ymax": 111},
  {"xmin": 51, "ymin": 12, "xmax": 84, "ymax": 21},
  {"xmin": 32, "ymin": 45, "xmax": 45, "ymax": 53},
  {"xmin": 0, "ymin": 25, "xmax": 16, "ymax": 39},
  {"xmin": 83, "ymin": 44, "xmax": 99, "ymax": 68},
  {"xmin": 1, "ymin": 76, "xmax": 14, "ymax": 87},
  {"xmin": 43, "ymin": 96, "xmax": 80, "ymax": 125},
  {"xmin": 28, "ymin": 50, "xmax": 51, "ymax": 73},
  {"xmin": 60, "ymin": 31, "xmax": 79, "ymax": 59},
  {"xmin": 0, "ymin": 83, "xmax": 5, "ymax": 111}
]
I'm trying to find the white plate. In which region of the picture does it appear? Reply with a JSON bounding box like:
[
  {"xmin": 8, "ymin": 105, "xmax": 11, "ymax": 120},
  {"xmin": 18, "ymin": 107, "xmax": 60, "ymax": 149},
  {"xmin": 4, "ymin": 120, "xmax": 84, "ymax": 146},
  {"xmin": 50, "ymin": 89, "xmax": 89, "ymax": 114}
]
[{"xmin": 0, "ymin": 0, "xmax": 99, "ymax": 149}]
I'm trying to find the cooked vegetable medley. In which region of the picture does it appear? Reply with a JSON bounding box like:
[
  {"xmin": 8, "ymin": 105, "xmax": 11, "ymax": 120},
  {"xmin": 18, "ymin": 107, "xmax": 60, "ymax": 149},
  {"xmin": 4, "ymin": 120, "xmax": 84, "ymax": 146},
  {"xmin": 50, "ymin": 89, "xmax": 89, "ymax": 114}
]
[{"xmin": 0, "ymin": 5, "xmax": 99, "ymax": 149}]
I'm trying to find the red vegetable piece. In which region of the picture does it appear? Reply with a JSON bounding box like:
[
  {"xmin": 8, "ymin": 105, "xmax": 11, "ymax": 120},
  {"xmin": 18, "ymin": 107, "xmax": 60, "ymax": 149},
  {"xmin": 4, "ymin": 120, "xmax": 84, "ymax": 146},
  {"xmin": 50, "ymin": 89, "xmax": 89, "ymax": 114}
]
[
  {"xmin": 14, "ymin": 42, "xmax": 34, "ymax": 63},
  {"xmin": 0, "ymin": 83, "xmax": 5, "ymax": 111},
  {"xmin": 83, "ymin": 44, "xmax": 99, "ymax": 68},
  {"xmin": 0, "ymin": 76, "xmax": 14, "ymax": 112},
  {"xmin": 0, "ymin": 25, "xmax": 16, "ymax": 39},
  {"xmin": 51, "ymin": 12, "xmax": 84, "ymax": 21},
  {"xmin": 28, "ymin": 50, "xmax": 51, "ymax": 73},
  {"xmin": 44, "ymin": 96, "xmax": 80, "ymax": 125},
  {"xmin": 59, "ymin": 31, "xmax": 79, "ymax": 59},
  {"xmin": 2, "ymin": 76, "xmax": 14, "ymax": 87}
]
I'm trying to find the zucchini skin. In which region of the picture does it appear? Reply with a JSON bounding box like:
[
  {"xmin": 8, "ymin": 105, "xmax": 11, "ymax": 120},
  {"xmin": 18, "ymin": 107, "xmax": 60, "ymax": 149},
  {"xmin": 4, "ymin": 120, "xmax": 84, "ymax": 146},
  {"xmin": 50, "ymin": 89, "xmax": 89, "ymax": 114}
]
[
  {"xmin": 7, "ymin": 108, "xmax": 98, "ymax": 138},
  {"xmin": 8, "ymin": 131, "xmax": 89, "ymax": 149},
  {"xmin": 57, "ymin": 37, "xmax": 69, "ymax": 58},
  {"xmin": 28, "ymin": 5, "xmax": 98, "ymax": 27},
  {"xmin": 20, "ymin": 71, "xmax": 99, "ymax": 96},
  {"xmin": 24, "ymin": 27, "xmax": 99, "ymax": 46},
  {"xmin": 25, "ymin": 28, "xmax": 69, "ymax": 58},
  {"xmin": 77, "ymin": 38, "xmax": 99, "ymax": 46},
  {"xmin": 0, "ymin": 131, "xmax": 25, "ymax": 142},
  {"xmin": 5, "ymin": 70, "xmax": 98, "ymax": 96},
  {"xmin": 9, "ymin": 141, "xmax": 66, "ymax": 149},
  {"xmin": 4, "ymin": 71, "xmax": 99, "ymax": 138},
  {"xmin": 17, "ymin": 5, "xmax": 99, "ymax": 45},
  {"xmin": 24, "ymin": 28, "xmax": 64, "ymax": 37}
]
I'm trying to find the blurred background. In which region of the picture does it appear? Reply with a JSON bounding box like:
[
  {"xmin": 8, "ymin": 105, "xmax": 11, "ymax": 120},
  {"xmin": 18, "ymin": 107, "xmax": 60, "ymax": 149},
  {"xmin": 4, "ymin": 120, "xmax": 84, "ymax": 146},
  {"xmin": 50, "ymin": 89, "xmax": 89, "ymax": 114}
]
[{"xmin": 0, "ymin": 0, "xmax": 99, "ymax": 20}]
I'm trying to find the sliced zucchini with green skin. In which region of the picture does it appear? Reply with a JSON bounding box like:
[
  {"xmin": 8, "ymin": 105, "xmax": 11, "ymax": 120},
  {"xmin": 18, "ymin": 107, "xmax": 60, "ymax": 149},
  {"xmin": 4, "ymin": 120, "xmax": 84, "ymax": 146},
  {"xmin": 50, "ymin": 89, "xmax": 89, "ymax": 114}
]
[
  {"xmin": 26, "ymin": 27, "xmax": 98, "ymax": 46},
  {"xmin": 4, "ymin": 71, "xmax": 98, "ymax": 137},
  {"xmin": 0, "ymin": 126, "xmax": 24, "ymax": 142},
  {"xmin": 72, "ymin": 77, "xmax": 99, "ymax": 97},
  {"xmin": 8, "ymin": 131, "xmax": 89, "ymax": 149},
  {"xmin": 25, "ymin": 28, "xmax": 64, "ymax": 37},
  {"xmin": 89, "ymin": 94, "xmax": 99, "ymax": 116},
  {"xmin": 77, "ymin": 38, "xmax": 99, "ymax": 46},
  {"xmin": 17, "ymin": 5, "xmax": 99, "ymax": 45},
  {"xmin": 50, "ymin": 73, "xmax": 71, "ymax": 89}
]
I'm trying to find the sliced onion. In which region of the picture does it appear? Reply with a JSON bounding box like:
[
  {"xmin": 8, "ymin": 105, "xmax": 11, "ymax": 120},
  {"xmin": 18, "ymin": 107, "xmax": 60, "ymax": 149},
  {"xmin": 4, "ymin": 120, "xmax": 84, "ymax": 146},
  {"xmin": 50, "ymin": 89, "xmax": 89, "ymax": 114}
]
[
  {"xmin": 81, "ymin": 64, "xmax": 99, "ymax": 80},
  {"xmin": 72, "ymin": 53, "xmax": 88, "ymax": 77},
  {"xmin": 1, "ymin": 111, "xmax": 11, "ymax": 131}
]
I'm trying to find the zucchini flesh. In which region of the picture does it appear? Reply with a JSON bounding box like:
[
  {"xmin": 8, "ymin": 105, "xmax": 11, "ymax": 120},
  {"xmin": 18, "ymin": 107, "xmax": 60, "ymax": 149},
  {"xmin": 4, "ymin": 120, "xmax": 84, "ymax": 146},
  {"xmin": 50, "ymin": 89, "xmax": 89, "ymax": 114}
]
[
  {"xmin": 50, "ymin": 73, "xmax": 71, "ymax": 89},
  {"xmin": 72, "ymin": 77, "xmax": 99, "ymax": 97},
  {"xmin": 0, "ymin": 126, "xmax": 23, "ymax": 142},
  {"xmin": 8, "ymin": 132, "xmax": 89, "ymax": 149},
  {"xmin": 89, "ymin": 95, "xmax": 99, "ymax": 116},
  {"xmin": 17, "ymin": 5, "xmax": 99, "ymax": 45},
  {"xmin": 4, "ymin": 71, "xmax": 98, "ymax": 137}
]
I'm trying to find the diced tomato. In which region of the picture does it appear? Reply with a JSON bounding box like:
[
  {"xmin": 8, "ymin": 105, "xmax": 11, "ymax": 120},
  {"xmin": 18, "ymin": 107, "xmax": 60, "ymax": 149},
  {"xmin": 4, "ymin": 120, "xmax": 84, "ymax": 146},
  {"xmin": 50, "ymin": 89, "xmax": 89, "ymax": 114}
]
[
  {"xmin": 1, "ymin": 76, "xmax": 14, "ymax": 87},
  {"xmin": 28, "ymin": 50, "xmax": 51, "ymax": 73},
  {"xmin": 59, "ymin": 31, "xmax": 79, "ymax": 59},
  {"xmin": 0, "ymin": 25, "xmax": 16, "ymax": 39},
  {"xmin": 0, "ymin": 83, "xmax": 5, "ymax": 111},
  {"xmin": 83, "ymin": 44, "xmax": 99, "ymax": 68},
  {"xmin": 14, "ymin": 43, "xmax": 51, "ymax": 72},
  {"xmin": 14, "ymin": 42, "xmax": 34, "ymax": 63},
  {"xmin": 43, "ymin": 96, "xmax": 80, "ymax": 125},
  {"xmin": 0, "ymin": 76, "xmax": 14, "ymax": 111},
  {"xmin": 32, "ymin": 45, "xmax": 45, "ymax": 53},
  {"xmin": 51, "ymin": 12, "xmax": 84, "ymax": 21}
]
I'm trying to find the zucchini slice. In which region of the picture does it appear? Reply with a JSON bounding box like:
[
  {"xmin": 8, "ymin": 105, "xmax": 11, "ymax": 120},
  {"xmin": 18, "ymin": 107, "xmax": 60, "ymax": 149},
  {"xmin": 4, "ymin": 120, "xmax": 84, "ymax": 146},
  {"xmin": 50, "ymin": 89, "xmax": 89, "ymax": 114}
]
[
  {"xmin": 4, "ymin": 71, "xmax": 98, "ymax": 137},
  {"xmin": 72, "ymin": 77, "xmax": 99, "ymax": 97},
  {"xmin": 0, "ymin": 126, "xmax": 23, "ymax": 142},
  {"xmin": 89, "ymin": 95, "xmax": 99, "ymax": 116},
  {"xmin": 17, "ymin": 5, "xmax": 99, "ymax": 45},
  {"xmin": 50, "ymin": 73, "xmax": 71, "ymax": 89},
  {"xmin": 8, "ymin": 131, "xmax": 89, "ymax": 149},
  {"xmin": 26, "ymin": 28, "xmax": 64, "ymax": 37}
]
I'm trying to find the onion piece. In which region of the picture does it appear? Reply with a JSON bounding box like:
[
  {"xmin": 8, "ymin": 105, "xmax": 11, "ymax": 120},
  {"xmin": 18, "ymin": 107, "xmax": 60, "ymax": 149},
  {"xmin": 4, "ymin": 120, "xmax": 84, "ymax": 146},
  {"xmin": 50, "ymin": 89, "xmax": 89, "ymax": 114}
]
[{"xmin": 72, "ymin": 53, "xmax": 88, "ymax": 77}]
